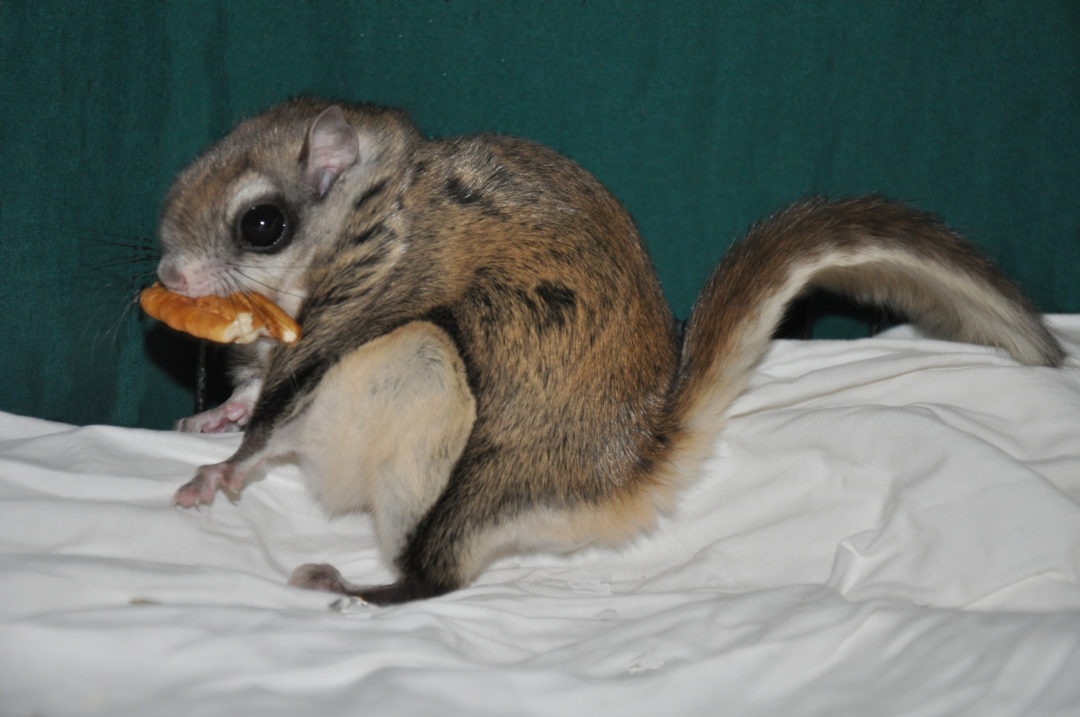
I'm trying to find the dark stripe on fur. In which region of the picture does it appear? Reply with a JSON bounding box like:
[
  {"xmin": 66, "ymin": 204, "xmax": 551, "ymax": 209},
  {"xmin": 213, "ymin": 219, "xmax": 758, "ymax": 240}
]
[
  {"xmin": 445, "ymin": 176, "xmax": 481, "ymax": 205},
  {"xmin": 354, "ymin": 179, "xmax": 388, "ymax": 210},
  {"xmin": 351, "ymin": 222, "xmax": 383, "ymax": 246},
  {"xmin": 533, "ymin": 281, "xmax": 576, "ymax": 329}
]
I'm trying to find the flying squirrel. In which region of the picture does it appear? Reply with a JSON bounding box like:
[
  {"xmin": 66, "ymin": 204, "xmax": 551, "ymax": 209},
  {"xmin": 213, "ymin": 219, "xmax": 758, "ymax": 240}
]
[{"xmin": 154, "ymin": 98, "xmax": 1066, "ymax": 605}]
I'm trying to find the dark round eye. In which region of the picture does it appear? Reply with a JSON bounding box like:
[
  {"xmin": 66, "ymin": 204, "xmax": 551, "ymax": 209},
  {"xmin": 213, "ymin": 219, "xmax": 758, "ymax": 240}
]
[{"xmin": 238, "ymin": 203, "xmax": 289, "ymax": 251}]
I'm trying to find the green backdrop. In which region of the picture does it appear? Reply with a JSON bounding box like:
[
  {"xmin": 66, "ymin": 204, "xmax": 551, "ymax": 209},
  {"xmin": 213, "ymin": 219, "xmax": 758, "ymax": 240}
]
[{"xmin": 2, "ymin": 1, "xmax": 1077, "ymax": 429}]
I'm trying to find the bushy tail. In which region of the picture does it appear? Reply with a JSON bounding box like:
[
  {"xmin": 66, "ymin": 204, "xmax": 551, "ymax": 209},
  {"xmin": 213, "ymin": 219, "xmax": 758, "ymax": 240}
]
[{"xmin": 659, "ymin": 196, "xmax": 1064, "ymax": 486}]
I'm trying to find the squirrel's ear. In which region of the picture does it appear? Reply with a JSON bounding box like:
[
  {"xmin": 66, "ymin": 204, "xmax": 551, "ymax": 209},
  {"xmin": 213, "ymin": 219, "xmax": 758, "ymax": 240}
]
[{"xmin": 302, "ymin": 105, "xmax": 359, "ymax": 198}]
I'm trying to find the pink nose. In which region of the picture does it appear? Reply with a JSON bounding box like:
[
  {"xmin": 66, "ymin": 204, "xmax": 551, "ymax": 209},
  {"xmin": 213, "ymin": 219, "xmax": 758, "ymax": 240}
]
[{"xmin": 157, "ymin": 261, "xmax": 188, "ymax": 294}]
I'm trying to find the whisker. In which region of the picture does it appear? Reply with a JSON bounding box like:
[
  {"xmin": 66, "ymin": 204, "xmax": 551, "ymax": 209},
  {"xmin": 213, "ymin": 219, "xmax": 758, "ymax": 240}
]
[
  {"xmin": 83, "ymin": 239, "xmax": 158, "ymax": 256},
  {"xmin": 89, "ymin": 256, "xmax": 158, "ymax": 271},
  {"xmin": 78, "ymin": 284, "xmax": 147, "ymax": 361},
  {"xmin": 230, "ymin": 267, "xmax": 305, "ymax": 300},
  {"xmin": 87, "ymin": 229, "xmax": 156, "ymax": 243},
  {"xmin": 80, "ymin": 229, "xmax": 155, "ymax": 244}
]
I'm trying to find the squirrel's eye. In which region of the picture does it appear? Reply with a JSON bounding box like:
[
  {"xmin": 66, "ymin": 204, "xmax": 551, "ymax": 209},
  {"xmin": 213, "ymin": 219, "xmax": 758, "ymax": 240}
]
[{"xmin": 238, "ymin": 203, "xmax": 289, "ymax": 251}]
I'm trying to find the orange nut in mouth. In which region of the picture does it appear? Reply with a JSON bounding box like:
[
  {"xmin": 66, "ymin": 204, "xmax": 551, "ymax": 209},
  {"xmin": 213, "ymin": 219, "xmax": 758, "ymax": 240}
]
[{"xmin": 139, "ymin": 283, "xmax": 301, "ymax": 344}]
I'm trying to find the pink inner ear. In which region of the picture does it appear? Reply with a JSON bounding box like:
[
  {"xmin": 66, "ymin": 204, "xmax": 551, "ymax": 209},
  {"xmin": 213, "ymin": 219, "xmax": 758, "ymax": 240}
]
[{"xmin": 305, "ymin": 106, "xmax": 360, "ymax": 197}]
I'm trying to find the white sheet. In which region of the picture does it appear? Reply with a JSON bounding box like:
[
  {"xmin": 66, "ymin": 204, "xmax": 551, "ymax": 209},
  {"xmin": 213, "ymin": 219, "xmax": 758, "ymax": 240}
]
[{"xmin": 2, "ymin": 318, "xmax": 1079, "ymax": 716}]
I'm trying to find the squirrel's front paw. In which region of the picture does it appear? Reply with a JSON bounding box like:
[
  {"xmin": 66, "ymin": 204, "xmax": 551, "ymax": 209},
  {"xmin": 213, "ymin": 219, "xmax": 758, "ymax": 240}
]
[
  {"xmin": 172, "ymin": 462, "xmax": 244, "ymax": 507},
  {"xmin": 175, "ymin": 400, "xmax": 252, "ymax": 433}
]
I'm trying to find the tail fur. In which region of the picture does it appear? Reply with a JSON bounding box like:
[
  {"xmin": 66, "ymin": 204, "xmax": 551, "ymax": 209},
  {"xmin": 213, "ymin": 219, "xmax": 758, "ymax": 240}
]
[{"xmin": 660, "ymin": 195, "xmax": 1064, "ymax": 487}]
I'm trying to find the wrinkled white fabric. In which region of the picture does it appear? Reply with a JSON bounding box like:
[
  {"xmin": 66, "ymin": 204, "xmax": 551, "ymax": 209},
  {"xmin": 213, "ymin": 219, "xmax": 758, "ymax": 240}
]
[{"xmin": 2, "ymin": 318, "xmax": 1079, "ymax": 716}]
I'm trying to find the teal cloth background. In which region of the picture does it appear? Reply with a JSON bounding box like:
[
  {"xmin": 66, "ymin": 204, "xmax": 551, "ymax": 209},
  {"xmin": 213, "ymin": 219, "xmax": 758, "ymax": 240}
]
[{"xmin": 1, "ymin": 1, "xmax": 1077, "ymax": 428}]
